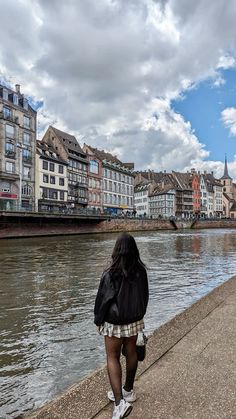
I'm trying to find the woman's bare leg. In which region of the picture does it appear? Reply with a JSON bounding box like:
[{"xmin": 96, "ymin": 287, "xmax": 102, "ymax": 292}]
[
  {"xmin": 123, "ymin": 335, "xmax": 138, "ymax": 392},
  {"xmin": 104, "ymin": 336, "xmax": 123, "ymax": 405}
]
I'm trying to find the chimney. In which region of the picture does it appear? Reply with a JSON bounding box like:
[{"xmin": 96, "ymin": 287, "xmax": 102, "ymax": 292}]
[
  {"xmin": 15, "ymin": 84, "xmax": 21, "ymax": 94},
  {"xmin": 211, "ymin": 171, "xmax": 214, "ymax": 176}
]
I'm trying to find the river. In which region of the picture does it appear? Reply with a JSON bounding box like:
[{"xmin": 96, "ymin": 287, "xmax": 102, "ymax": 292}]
[{"xmin": 1, "ymin": 229, "xmax": 236, "ymax": 418}]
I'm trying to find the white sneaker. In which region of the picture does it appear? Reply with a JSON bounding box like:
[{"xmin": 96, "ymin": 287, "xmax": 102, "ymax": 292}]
[
  {"xmin": 108, "ymin": 387, "xmax": 137, "ymax": 403},
  {"xmin": 112, "ymin": 399, "xmax": 133, "ymax": 419}
]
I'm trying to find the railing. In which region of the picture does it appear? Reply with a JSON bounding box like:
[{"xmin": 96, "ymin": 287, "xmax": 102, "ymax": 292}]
[
  {"xmin": 0, "ymin": 111, "xmax": 19, "ymax": 124},
  {"xmin": 5, "ymin": 151, "xmax": 16, "ymax": 159}
]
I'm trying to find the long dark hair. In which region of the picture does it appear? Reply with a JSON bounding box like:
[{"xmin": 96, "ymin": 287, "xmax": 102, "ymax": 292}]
[{"xmin": 109, "ymin": 232, "xmax": 146, "ymax": 276}]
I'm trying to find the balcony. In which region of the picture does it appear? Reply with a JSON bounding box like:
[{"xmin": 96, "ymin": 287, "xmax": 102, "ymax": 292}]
[
  {"xmin": 0, "ymin": 111, "xmax": 19, "ymax": 124},
  {"xmin": 76, "ymin": 181, "xmax": 88, "ymax": 188},
  {"xmin": 22, "ymin": 156, "xmax": 32, "ymax": 164},
  {"xmin": 76, "ymin": 197, "xmax": 88, "ymax": 204},
  {"xmin": 5, "ymin": 150, "xmax": 16, "ymax": 159},
  {"xmin": 0, "ymin": 170, "xmax": 18, "ymax": 180}
]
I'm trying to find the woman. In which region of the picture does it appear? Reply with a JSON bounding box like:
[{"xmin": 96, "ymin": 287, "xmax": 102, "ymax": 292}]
[{"xmin": 94, "ymin": 233, "xmax": 149, "ymax": 419}]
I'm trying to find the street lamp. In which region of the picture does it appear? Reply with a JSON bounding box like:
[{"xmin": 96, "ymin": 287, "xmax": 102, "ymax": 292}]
[{"xmin": 16, "ymin": 142, "xmax": 27, "ymax": 211}]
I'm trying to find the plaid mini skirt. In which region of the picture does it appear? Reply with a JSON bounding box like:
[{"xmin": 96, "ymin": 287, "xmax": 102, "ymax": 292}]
[{"xmin": 98, "ymin": 319, "xmax": 144, "ymax": 338}]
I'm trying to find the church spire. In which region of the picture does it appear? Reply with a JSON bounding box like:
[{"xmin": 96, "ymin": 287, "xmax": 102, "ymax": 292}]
[{"xmin": 221, "ymin": 154, "xmax": 232, "ymax": 180}]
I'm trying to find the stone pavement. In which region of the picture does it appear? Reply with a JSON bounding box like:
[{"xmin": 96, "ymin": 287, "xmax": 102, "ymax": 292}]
[{"xmin": 27, "ymin": 276, "xmax": 236, "ymax": 419}]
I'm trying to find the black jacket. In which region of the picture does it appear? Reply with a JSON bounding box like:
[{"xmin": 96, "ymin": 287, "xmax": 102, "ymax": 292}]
[{"xmin": 94, "ymin": 266, "xmax": 149, "ymax": 326}]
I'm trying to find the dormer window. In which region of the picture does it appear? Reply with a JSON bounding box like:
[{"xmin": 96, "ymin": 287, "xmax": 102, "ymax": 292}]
[
  {"xmin": 13, "ymin": 94, "xmax": 19, "ymax": 106},
  {"xmin": 23, "ymin": 98, "xmax": 28, "ymax": 110},
  {"xmin": 3, "ymin": 89, "xmax": 8, "ymax": 100}
]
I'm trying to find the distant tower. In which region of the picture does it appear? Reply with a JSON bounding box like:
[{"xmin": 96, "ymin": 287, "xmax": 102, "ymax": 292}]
[{"xmin": 220, "ymin": 154, "xmax": 233, "ymax": 198}]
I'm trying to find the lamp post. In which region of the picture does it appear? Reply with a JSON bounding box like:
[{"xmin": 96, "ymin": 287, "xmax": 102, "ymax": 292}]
[{"xmin": 16, "ymin": 143, "xmax": 27, "ymax": 211}]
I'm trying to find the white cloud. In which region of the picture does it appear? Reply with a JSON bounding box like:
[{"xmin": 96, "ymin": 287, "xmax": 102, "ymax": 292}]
[
  {"xmin": 217, "ymin": 54, "xmax": 236, "ymax": 69},
  {"xmin": 221, "ymin": 107, "xmax": 236, "ymax": 135},
  {"xmin": 1, "ymin": 0, "xmax": 236, "ymax": 171}
]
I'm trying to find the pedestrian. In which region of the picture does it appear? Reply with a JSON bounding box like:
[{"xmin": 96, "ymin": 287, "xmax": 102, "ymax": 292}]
[{"xmin": 94, "ymin": 232, "xmax": 149, "ymax": 419}]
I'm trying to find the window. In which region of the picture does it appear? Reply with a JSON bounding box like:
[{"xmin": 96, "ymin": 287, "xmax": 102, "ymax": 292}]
[
  {"xmin": 3, "ymin": 106, "xmax": 12, "ymax": 119},
  {"xmin": 43, "ymin": 174, "xmax": 48, "ymax": 183},
  {"xmin": 58, "ymin": 165, "xmax": 64, "ymax": 174},
  {"xmin": 23, "ymin": 98, "xmax": 28, "ymax": 110},
  {"xmin": 5, "ymin": 124, "xmax": 14, "ymax": 138},
  {"xmin": 49, "ymin": 190, "xmax": 57, "ymax": 200},
  {"xmin": 3, "ymin": 89, "xmax": 8, "ymax": 100},
  {"xmin": 23, "ymin": 166, "xmax": 30, "ymax": 179},
  {"xmin": 90, "ymin": 160, "xmax": 99, "ymax": 174},
  {"xmin": 42, "ymin": 160, "xmax": 48, "ymax": 170},
  {"xmin": 23, "ymin": 116, "xmax": 30, "ymax": 128},
  {"xmin": 59, "ymin": 178, "xmax": 64, "ymax": 186},
  {"xmin": 13, "ymin": 94, "xmax": 18, "ymax": 106},
  {"xmin": 5, "ymin": 161, "xmax": 15, "ymax": 173},
  {"xmin": 23, "ymin": 132, "xmax": 30, "ymax": 145},
  {"xmin": 22, "ymin": 149, "xmax": 31, "ymax": 159},
  {"xmin": 50, "ymin": 176, "xmax": 55, "ymax": 184},
  {"xmin": 5, "ymin": 142, "xmax": 14, "ymax": 153},
  {"xmin": 22, "ymin": 185, "xmax": 32, "ymax": 196},
  {"xmin": 49, "ymin": 162, "xmax": 55, "ymax": 172},
  {"xmin": 59, "ymin": 191, "xmax": 64, "ymax": 201}
]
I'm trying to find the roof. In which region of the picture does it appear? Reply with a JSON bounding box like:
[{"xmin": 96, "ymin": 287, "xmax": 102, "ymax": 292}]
[
  {"xmin": 230, "ymin": 201, "xmax": 236, "ymax": 212},
  {"xmin": 0, "ymin": 82, "xmax": 36, "ymax": 114},
  {"xmin": 85, "ymin": 145, "xmax": 134, "ymax": 174},
  {"xmin": 203, "ymin": 173, "xmax": 222, "ymax": 187},
  {"xmin": 36, "ymin": 140, "xmax": 68, "ymax": 164},
  {"xmin": 221, "ymin": 155, "xmax": 232, "ymax": 180},
  {"xmin": 134, "ymin": 181, "xmax": 152, "ymax": 192},
  {"xmin": 51, "ymin": 126, "xmax": 87, "ymax": 162},
  {"xmin": 223, "ymin": 192, "xmax": 234, "ymax": 202},
  {"xmin": 150, "ymin": 184, "xmax": 176, "ymax": 196}
]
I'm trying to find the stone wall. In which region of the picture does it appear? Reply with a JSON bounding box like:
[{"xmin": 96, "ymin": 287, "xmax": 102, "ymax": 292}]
[
  {"xmin": 193, "ymin": 219, "xmax": 236, "ymax": 229},
  {"xmin": 0, "ymin": 214, "xmax": 175, "ymax": 239},
  {"xmin": 1, "ymin": 214, "xmax": 236, "ymax": 239}
]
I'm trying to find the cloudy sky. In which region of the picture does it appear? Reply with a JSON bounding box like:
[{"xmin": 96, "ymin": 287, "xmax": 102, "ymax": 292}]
[{"xmin": 1, "ymin": 0, "xmax": 236, "ymax": 179}]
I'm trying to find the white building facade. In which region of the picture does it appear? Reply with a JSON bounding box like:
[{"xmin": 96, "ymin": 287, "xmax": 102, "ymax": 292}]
[
  {"xmin": 149, "ymin": 188, "xmax": 176, "ymax": 218},
  {"xmin": 35, "ymin": 141, "xmax": 68, "ymax": 212},
  {"xmin": 0, "ymin": 83, "xmax": 37, "ymax": 211},
  {"xmin": 102, "ymin": 162, "xmax": 134, "ymax": 214},
  {"xmin": 134, "ymin": 183, "xmax": 150, "ymax": 216}
]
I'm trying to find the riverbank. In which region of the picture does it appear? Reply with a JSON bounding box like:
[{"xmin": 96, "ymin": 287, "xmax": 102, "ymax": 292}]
[
  {"xmin": 26, "ymin": 275, "xmax": 236, "ymax": 419},
  {"xmin": 1, "ymin": 211, "xmax": 236, "ymax": 238}
]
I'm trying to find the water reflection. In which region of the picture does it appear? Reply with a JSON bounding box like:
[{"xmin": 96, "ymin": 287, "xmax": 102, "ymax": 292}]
[{"xmin": 1, "ymin": 229, "xmax": 236, "ymax": 417}]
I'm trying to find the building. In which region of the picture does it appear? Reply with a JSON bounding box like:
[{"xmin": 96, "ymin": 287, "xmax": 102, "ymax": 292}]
[
  {"xmin": 0, "ymin": 83, "xmax": 37, "ymax": 210},
  {"xmin": 134, "ymin": 182, "xmax": 153, "ymax": 216},
  {"xmin": 220, "ymin": 155, "xmax": 233, "ymax": 199},
  {"xmin": 203, "ymin": 173, "xmax": 223, "ymax": 217},
  {"xmin": 83, "ymin": 144, "xmax": 103, "ymax": 212},
  {"xmin": 149, "ymin": 185, "xmax": 176, "ymax": 218},
  {"xmin": 84, "ymin": 147, "xmax": 134, "ymax": 215},
  {"xmin": 171, "ymin": 172, "xmax": 193, "ymax": 218},
  {"xmin": 190, "ymin": 170, "xmax": 201, "ymax": 215},
  {"xmin": 35, "ymin": 140, "xmax": 68, "ymax": 212},
  {"xmin": 42, "ymin": 126, "xmax": 88, "ymax": 209}
]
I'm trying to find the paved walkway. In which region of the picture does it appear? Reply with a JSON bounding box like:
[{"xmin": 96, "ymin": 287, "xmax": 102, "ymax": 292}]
[
  {"xmin": 27, "ymin": 276, "xmax": 236, "ymax": 419},
  {"xmin": 96, "ymin": 285, "xmax": 236, "ymax": 419}
]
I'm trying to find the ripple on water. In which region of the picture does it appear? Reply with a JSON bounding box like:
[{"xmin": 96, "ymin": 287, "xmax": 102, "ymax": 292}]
[{"xmin": 1, "ymin": 229, "xmax": 236, "ymax": 417}]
